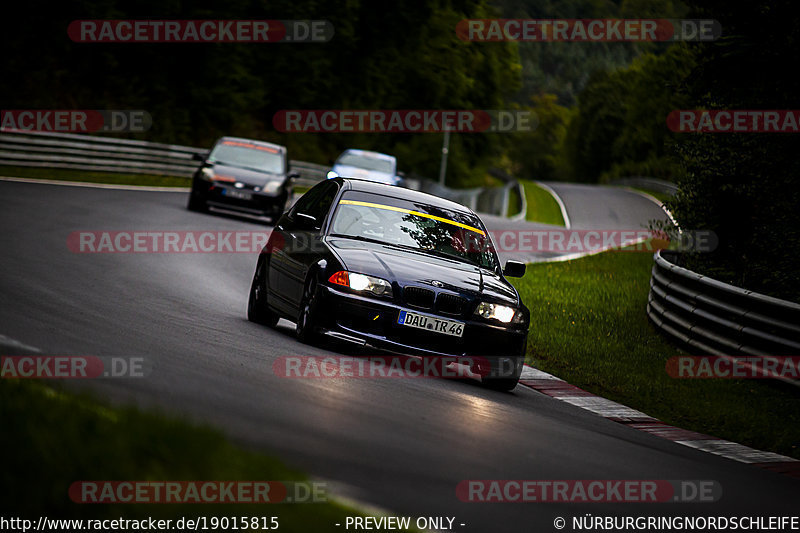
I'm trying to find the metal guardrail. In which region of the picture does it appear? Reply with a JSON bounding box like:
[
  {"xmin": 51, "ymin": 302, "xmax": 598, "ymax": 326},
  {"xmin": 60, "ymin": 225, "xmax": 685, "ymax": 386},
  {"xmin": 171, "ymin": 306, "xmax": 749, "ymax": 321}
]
[
  {"xmin": 647, "ymin": 250, "xmax": 800, "ymax": 358},
  {"xmin": 0, "ymin": 129, "xmax": 203, "ymax": 176},
  {"xmin": 508, "ymin": 181, "xmax": 527, "ymax": 221},
  {"xmin": 0, "ymin": 129, "xmax": 525, "ymax": 218},
  {"xmin": 410, "ymin": 176, "xmax": 525, "ymax": 219},
  {"xmin": 487, "ymin": 168, "xmax": 526, "ymax": 221},
  {"xmin": 0, "ymin": 129, "xmax": 326, "ymax": 187},
  {"xmin": 416, "ymin": 180, "xmax": 483, "ymax": 211}
]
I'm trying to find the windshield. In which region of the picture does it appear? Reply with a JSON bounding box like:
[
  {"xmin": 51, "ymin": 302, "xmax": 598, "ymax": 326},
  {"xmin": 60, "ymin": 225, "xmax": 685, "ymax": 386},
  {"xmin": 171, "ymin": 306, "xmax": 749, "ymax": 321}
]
[
  {"xmin": 208, "ymin": 140, "xmax": 285, "ymax": 174},
  {"xmin": 330, "ymin": 193, "xmax": 497, "ymax": 270},
  {"xmin": 336, "ymin": 153, "xmax": 395, "ymax": 174}
]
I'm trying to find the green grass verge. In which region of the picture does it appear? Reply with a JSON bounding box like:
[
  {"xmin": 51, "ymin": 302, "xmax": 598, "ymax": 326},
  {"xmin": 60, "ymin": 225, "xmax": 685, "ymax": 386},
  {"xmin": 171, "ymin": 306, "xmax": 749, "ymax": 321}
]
[
  {"xmin": 520, "ymin": 180, "xmax": 565, "ymax": 226},
  {"xmin": 511, "ymin": 250, "xmax": 800, "ymax": 459},
  {"xmin": 0, "ymin": 165, "xmax": 190, "ymax": 187},
  {"xmin": 0, "ymin": 379, "xmax": 369, "ymax": 530}
]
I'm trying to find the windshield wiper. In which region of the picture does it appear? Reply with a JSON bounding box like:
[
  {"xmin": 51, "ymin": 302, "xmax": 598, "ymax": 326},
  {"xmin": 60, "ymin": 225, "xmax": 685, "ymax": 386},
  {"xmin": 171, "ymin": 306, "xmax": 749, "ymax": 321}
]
[{"xmin": 329, "ymin": 234, "xmax": 389, "ymax": 247}]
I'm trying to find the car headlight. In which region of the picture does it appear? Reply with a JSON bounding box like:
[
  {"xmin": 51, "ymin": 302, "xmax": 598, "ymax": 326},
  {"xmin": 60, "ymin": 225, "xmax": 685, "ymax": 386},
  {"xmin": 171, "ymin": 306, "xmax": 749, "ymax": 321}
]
[
  {"xmin": 200, "ymin": 167, "xmax": 215, "ymax": 180},
  {"xmin": 328, "ymin": 271, "xmax": 393, "ymax": 298},
  {"xmin": 262, "ymin": 181, "xmax": 282, "ymax": 194},
  {"xmin": 474, "ymin": 302, "xmax": 516, "ymax": 323},
  {"xmin": 327, "ymin": 170, "xmax": 339, "ymax": 179}
]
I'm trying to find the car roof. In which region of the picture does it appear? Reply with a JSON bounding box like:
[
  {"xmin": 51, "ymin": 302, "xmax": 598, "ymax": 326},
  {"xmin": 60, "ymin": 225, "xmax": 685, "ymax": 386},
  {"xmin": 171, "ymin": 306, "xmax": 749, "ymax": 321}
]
[
  {"xmin": 338, "ymin": 178, "xmax": 477, "ymax": 216},
  {"xmin": 216, "ymin": 136, "xmax": 286, "ymax": 154},
  {"xmin": 338, "ymin": 149, "xmax": 396, "ymax": 162}
]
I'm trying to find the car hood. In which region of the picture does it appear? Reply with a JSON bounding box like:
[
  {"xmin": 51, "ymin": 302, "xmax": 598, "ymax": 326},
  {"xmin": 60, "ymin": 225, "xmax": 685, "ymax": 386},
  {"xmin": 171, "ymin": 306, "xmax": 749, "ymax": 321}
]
[
  {"xmin": 332, "ymin": 164, "xmax": 396, "ymax": 184},
  {"xmin": 326, "ymin": 237, "xmax": 518, "ymax": 306},
  {"xmin": 210, "ymin": 163, "xmax": 285, "ymax": 187}
]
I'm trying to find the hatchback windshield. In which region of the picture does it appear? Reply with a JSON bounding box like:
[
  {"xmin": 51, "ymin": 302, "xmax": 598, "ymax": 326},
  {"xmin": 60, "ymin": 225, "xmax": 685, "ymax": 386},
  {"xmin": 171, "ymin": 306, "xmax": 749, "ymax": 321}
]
[
  {"xmin": 336, "ymin": 153, "xmax": 395, "ymax": 174},
  {"xmin": 330, "ymin": 193, "xmax": 497, "ymax": 270},
  {"xmin": 209, "ymin": 140, "xmax": 285, "ymax": 174}
]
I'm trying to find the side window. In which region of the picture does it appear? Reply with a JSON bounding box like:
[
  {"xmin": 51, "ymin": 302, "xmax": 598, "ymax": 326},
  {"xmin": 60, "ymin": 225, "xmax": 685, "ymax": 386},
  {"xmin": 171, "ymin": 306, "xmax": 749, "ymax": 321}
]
[
  {"xmin": 291, "ymin": 181, "xmax": 339, "ymax": 226},
  {"xmin": 290, "ymin": 182, "xmax": 326, "ymax": 218},
  {"xmin": 307, "ymin": 183, "xmax": 338, "ymax": 221}
]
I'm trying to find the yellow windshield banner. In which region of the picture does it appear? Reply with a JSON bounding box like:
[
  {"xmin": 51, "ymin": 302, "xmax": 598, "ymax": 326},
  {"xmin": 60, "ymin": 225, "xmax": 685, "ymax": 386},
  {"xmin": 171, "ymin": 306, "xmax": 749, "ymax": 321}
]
[{"xmin": 339, "ymin": 200, "xmax": 485, "ymax": 236}]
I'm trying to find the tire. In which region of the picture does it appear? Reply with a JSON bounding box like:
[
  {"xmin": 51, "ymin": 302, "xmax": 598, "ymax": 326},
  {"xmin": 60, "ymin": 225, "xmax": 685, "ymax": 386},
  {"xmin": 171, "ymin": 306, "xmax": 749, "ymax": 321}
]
[
  {"xmin": 481, "ymin": 355, "xmax": 524, "ymax": 391},
  {"xmin": 247, "ymin": 256, "xmax": 279, "ymax": 327},
  {"xmin": 187, "ymin": 180, "xmax": 208, "ymax": 212},
  {"xmin": 296, "ymin": 275, "xmax": 322, "ymax": 345},
  {"xmin": 187, "ymin": 192, "xmax": 208, "ymax": 212}
]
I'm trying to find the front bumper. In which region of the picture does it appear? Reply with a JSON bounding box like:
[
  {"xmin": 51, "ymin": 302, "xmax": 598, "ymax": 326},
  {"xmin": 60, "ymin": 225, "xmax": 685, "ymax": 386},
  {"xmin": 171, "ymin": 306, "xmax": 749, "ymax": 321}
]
[
  {"xmin": 194, "ymin": 180, "xmax": 287, "ymax": 217},
  {"xmin": 315, "ymin": 285, "xmax": 528, "ymax": 361}
]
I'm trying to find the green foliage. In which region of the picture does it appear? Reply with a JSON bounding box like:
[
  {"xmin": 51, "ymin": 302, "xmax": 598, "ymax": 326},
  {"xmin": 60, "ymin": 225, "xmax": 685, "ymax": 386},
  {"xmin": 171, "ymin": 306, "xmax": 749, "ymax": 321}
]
[
  {"xmin": 1, "ymin": 0, "xmax": 519, "ymax": 187},
  {"xmin": 669, "ymin": 0, "xmax": 800, "ymax": 302},
  {"xmin": 496, "ymin": 0, "xmax": 687, "ymax": 105},
  {"xmin": 564, "ymin": 44, "xmax": 694, "ymax": 182},
  {"xmin": 504, "ymin": 94, "xmax": 574, "ymax": 181}
]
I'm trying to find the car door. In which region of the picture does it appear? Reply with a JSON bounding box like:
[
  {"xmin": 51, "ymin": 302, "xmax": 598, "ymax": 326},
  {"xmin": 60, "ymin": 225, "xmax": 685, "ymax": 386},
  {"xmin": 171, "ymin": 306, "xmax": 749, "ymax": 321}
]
[
  {"xmin": 267, "ymin": 183, "xmax": 327, "ymax": 315},
  {"xmin": 284, "ymin": 180, "xmax": 340, "ymax": 309},
  {"xmin": 271, "ymin": 180, "xmax": 340, "ymax": 315}
]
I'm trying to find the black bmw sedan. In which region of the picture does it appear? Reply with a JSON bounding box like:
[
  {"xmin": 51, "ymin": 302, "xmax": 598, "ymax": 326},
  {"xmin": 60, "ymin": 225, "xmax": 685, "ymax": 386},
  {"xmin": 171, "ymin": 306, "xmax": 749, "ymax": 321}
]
[
  {"xmin": 247, "ymin": 178, "xmax": 530, "ymax": 390},
  {"xmin": 187, "ymin": 136, "xmax": 299, "ymax": 220}
]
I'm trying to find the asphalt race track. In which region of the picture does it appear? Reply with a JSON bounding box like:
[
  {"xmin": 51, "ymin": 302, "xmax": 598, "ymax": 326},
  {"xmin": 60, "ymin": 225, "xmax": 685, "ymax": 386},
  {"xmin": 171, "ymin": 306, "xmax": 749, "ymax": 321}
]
[
  {"xmin": 0, "ymin": 179, "xmax": 796, "ymax": 531},
  {"xmin": 542, "ymin": 181, "xmax": 670, "ymax": 230}
]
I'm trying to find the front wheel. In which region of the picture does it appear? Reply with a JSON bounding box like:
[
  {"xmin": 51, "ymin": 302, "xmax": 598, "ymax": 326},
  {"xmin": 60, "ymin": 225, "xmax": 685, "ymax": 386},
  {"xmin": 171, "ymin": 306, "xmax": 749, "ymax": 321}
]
[
  {"xmin": 248, "ymin": 256, "xmax": 279, "ymax": 327},
  {"xmin": 481, "ymin": 355, "xmax": 524, "ymax": 391},
  {"xmin": 187, "ymin": 192, "xmax": 208, "ymax": 212},
  {"xmin": 296, "ymin": 276, "xmax": 322, "ymax": 345}
]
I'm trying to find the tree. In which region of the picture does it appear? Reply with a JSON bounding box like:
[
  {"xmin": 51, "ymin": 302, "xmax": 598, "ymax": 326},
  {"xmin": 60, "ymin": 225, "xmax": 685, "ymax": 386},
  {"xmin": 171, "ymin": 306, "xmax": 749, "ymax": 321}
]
[{"xmin": 669, "ymin": 0, "xmax": 800, "ymax": 301}]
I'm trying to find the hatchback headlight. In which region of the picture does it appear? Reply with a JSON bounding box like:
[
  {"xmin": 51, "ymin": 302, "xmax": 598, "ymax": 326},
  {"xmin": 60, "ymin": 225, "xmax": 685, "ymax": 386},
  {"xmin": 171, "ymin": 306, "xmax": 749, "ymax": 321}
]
[
  {"xmin": 474, "ymin": 302, "xmax": 515, "ymax": 323},
  {"xmin": 329, "ymin": 271, "xmax": 393, "ymax": 298},
  {"xmin": 200, "ymin": 167, "xmax": 215, "ymax": 180},
  {"xmin": 327, "ymin": 170, "xmax": 339, "ymax": 179},
  {"xmin": 262, "ymin": 181, "xmax": 282, "ymax": 194}
]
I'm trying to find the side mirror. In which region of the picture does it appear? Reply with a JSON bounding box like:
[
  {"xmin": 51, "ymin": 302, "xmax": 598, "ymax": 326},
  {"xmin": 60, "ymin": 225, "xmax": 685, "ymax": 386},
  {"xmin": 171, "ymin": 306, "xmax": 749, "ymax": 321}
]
[
  {"xmin": 503, "ymin": 260, "xmax": 526, "ymax": 278},
  {"xmin": 192, "ymin": 152, "xmax": 207, "ymax": 162},
  {"xmin": 296, "ymin": 212, "xmax": 319, "ymax": 230},
  {"xmin": 287, "ymin": 171, "xmax": 301, "ymax": 180}
]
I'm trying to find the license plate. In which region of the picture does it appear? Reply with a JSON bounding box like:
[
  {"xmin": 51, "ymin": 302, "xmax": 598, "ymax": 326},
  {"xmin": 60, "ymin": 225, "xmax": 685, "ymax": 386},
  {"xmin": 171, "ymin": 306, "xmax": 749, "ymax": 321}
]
[
  {"xmin": 397, "ymin": 310, "xmax": 464, "ymax": 337},
  {"xmin": 222, "ymin": 188, "xmax": 252, "ymax": 201}
]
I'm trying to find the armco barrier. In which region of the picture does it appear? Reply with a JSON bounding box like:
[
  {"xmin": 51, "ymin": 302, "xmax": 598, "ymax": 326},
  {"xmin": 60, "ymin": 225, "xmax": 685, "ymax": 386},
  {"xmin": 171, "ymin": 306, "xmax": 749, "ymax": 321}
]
[
  {"xmin": 0, "ymin": 129, "xmax": 326, "ymax": 187},
  {"xmin": 647, "ymin": 250, "xmax": 800, "ymax": 358},
  {"xmin": 0, "ymin": 129, "xmax": 525, "ymax": 218}
]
